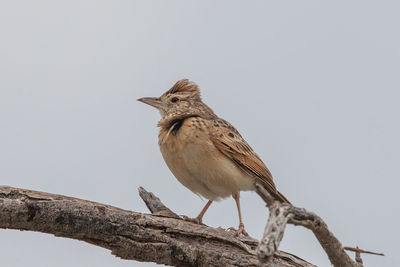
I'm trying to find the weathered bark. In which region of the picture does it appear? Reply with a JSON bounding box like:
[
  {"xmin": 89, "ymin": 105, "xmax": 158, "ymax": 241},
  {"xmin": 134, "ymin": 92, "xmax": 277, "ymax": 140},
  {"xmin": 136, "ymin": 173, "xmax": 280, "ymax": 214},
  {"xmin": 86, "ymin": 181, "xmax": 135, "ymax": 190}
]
[
  {"xmin": 0, "ymin": 186, "xmax": 315, "ymax": 267},
  {"xmin": 257, "ymin": 201, "xmax": 292, "ymax": 263}
]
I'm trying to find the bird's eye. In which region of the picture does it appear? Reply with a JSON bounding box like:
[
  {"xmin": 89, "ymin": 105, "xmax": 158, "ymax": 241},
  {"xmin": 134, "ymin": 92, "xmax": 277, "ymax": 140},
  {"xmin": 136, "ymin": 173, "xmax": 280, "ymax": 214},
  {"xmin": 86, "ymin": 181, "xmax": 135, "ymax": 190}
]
[{"xmin": 171, "ymin": 97, "xmax": 179, "ymax": 103}]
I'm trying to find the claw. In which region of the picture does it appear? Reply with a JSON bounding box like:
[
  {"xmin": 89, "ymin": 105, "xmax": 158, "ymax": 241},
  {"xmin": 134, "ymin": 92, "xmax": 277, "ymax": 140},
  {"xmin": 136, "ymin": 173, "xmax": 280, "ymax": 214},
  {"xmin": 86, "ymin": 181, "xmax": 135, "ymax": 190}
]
[{"xmin": 228, "ymin": 224, "xmax": 249, "ymax": 236}]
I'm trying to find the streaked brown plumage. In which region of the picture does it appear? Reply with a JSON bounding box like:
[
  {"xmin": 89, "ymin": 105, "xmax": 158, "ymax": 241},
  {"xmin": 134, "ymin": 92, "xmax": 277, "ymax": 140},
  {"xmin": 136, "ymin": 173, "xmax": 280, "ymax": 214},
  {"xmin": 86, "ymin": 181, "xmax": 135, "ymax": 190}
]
[{"xmin": 138, "ymin": 79, "xmax": 289, "ymax": 235}]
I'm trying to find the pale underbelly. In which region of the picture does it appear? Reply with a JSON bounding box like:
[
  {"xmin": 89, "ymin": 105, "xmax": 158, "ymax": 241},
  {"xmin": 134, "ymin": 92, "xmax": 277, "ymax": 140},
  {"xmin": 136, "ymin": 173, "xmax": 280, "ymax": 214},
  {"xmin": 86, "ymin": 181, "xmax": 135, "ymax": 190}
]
[{"xmin": 160, "ymin": 138, "xmax": 255, "ymax": 201}]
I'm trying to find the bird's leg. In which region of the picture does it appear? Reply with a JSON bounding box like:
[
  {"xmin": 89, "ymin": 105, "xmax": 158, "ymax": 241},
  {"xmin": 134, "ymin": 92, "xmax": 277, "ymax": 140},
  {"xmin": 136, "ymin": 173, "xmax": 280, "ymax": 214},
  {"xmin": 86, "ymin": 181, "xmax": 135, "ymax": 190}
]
[
  {"xmin": 182, "ymin": 200, "xmax": 212, "ymax": 225},
  {"xmin": 229, "ymin": 193, "xmax": 249, "ymax": 236}
]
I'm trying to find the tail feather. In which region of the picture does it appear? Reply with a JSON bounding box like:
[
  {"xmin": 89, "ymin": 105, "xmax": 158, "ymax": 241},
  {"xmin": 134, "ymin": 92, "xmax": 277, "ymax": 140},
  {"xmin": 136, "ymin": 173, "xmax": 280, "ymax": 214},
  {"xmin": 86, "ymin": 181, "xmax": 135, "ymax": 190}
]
[
  {"xmin": 273, "ymin": 189, "xmax": 291, "ymax": 204},
  {"xmin": 256, "ymin": 179, "xmax": 291, "ymax": 204}
]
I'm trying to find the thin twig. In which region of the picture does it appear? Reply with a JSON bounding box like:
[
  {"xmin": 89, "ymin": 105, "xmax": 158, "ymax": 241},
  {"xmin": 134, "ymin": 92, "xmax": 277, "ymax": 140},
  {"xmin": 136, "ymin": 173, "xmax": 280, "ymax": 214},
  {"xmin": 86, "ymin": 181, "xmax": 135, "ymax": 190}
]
[{"xmin": 344, "ymin": 246, "xmax": 384, "ymax": 256}]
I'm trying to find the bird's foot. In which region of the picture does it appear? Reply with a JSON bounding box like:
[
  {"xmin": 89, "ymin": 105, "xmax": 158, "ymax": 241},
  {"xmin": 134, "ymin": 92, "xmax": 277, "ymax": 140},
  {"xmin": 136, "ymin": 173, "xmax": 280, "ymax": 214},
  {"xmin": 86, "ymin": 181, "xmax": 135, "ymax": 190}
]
[
  {"xmin": 182, "ymin": 215, "xmax": 203, "ymax": 225},
  {"xmin": 228, "ymin": 223, "xmax": 249, "ymax": 236}
]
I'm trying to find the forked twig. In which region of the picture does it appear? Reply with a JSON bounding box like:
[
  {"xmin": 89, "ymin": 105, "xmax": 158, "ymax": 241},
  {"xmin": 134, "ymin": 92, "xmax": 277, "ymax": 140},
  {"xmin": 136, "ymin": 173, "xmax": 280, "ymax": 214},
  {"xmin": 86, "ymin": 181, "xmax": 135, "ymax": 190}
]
[{"xmin": 254, "ymin": 183, "xmax": 383, "ymax": 267}]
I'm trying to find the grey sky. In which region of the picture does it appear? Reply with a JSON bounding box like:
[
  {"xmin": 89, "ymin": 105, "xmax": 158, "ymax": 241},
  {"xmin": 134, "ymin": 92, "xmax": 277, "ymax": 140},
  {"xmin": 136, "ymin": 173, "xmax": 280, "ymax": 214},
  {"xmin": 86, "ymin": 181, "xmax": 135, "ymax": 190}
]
[{"xmin": 1, "ymin": 1, "xmax": 399, "ymax": 266}]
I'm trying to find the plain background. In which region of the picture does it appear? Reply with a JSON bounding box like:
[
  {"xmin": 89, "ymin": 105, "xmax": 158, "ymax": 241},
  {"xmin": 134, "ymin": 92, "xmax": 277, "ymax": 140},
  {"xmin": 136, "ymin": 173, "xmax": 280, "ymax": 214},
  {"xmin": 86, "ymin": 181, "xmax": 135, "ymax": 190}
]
[{"xmin": 1, "ymin": 1, "xmax": 399, "ymax": 266}]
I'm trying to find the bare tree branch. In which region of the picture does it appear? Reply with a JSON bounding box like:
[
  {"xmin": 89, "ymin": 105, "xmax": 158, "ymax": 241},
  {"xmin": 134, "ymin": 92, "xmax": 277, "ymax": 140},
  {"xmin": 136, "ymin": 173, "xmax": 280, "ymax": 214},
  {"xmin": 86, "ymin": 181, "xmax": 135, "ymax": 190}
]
[
  {"xmin": 0, "ymin": 186, "xmax": 315, "ymax": 267},
  {"xmin": 254, "ymin": 183, "xmax": 383, "ymax": 267}
]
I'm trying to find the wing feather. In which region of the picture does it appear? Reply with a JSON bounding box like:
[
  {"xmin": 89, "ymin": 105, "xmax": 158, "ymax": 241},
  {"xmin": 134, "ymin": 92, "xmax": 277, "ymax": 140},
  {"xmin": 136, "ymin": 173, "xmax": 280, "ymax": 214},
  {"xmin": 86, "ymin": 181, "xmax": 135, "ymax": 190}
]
[{"xmin": 209, "ymin": 118, "xmax": 289, "ymax": 203}]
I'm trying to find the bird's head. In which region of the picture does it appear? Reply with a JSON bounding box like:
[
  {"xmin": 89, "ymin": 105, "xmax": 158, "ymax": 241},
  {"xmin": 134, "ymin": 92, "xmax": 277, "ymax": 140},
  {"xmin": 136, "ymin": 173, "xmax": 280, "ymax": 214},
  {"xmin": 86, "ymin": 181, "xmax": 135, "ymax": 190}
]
[{"xmin": 138, "ymin": 79, "xmax": 215, "ymax": 120}]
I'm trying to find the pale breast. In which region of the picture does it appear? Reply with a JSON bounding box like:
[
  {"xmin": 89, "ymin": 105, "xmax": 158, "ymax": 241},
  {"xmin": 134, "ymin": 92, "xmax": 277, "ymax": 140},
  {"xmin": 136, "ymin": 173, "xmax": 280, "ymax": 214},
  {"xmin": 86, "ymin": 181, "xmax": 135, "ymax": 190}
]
[{"xmin": 158, "ymin": 117, "xmax": 254, "ymax": 201}]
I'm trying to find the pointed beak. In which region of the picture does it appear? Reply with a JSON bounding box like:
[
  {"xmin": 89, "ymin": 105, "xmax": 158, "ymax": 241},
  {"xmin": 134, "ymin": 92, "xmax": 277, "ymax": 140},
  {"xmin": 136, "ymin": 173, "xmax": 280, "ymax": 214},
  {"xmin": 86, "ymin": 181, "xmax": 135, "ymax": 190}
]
[{"xmin": 137, "ymin": 97, "xmax": 165, "ymax": 110}]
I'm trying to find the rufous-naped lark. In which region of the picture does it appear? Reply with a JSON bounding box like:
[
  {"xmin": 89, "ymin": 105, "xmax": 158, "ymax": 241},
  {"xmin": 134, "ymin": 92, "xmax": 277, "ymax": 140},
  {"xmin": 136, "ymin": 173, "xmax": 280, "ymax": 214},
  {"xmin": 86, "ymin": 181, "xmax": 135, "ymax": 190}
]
[{"xmin": 138, "ymin": 79, "xmax": 289, "ymax": 235}]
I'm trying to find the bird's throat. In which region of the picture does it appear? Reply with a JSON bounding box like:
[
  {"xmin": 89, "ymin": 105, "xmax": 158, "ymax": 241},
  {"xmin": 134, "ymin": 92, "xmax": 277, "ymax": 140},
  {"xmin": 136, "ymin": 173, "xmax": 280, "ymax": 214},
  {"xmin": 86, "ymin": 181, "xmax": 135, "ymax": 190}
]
[
  {"xmin": 158, "ymin": 115, "xmax": 197, "ymax": 144},
  {"xmin": 158, "ymin": 113, "xmax": 198, "ymax": 134},
  {"xmin": 168, "ymin": 119, "xmax": 184, "ymax": 136}
]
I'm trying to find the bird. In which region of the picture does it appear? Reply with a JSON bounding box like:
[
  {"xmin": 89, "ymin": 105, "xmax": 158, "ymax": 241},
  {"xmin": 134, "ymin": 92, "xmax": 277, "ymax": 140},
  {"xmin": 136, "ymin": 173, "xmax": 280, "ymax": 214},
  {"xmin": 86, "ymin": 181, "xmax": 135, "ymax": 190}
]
[{"xmin": 138, "ymin": 79, "xmax": 290, "ymax": 236}]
